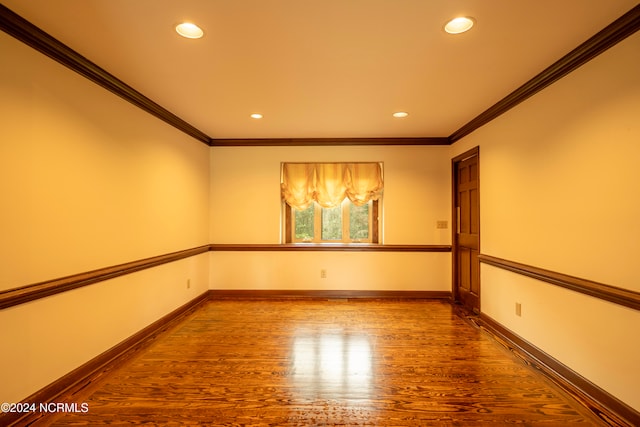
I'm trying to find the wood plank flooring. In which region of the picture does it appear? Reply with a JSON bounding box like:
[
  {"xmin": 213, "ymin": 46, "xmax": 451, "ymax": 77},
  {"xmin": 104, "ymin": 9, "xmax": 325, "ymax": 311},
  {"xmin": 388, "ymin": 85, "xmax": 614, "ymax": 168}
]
[{"xmin": 39, "ymin": 300, "xmax": 605, "ymax": 426}]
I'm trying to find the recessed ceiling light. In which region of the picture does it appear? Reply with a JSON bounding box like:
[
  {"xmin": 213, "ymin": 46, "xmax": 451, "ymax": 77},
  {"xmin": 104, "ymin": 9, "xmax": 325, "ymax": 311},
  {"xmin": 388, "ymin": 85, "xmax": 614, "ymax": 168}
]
[
  {"xmin": 250, "ymin": 113, "xmax": 263, "ymax": 119},
  {"xmin": 175, "ymin": 22, "xmax": 204, "ymax": 39},
  {"xmin": 393, "ymin": 111, "xmax": 409, "ymax": 118},
  {"xmin": 444, "ymin": 17, "xmax": 475, "ymax": 34}
]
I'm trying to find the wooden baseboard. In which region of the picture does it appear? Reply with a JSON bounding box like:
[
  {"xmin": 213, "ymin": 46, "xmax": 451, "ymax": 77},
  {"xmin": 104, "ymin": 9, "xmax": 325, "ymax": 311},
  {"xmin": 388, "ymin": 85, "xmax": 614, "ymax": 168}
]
[
  {"xmin": 1, "ymin": 288, "xmax": 449, "ymax": 425},
  {"xmin": 480, "ymin": 313, "xmax": 639, "ymax": 427},
  {"xmin": 11, "ymin": 291, "xmax": 637, "ymax": 426},
  {"xmin": 1, "ymin": 244, "xmax": 449, "ymax": 311},
  {"xmin": 1, "ymin": 291, "xmax": 211, "ymax": 427},
  {"xmin": 209, "ymin": 289, "xmax": 452, "ymax": 300},
  {"xmin": 0, "ymin": 245, "xmax": 210, "ymax": 310}
]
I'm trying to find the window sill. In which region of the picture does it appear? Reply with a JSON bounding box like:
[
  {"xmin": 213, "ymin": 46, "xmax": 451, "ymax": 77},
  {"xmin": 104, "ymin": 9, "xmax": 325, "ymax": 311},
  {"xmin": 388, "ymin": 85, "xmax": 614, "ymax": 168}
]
[{"xmin": 209, "ymin": 244, "xmax": 451, "ymax": 252}]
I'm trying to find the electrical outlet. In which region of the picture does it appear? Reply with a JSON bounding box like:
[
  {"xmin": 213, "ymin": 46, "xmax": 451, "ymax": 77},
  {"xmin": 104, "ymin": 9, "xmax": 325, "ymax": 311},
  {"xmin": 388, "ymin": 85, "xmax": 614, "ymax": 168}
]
[
  {"xmin": 187, "ymin": 279, "xmax": 191, "ymax": 289},
  {"xmin": 320, "ymin": 269, "xmax": 327, "ymax": 279},
  {"xmin": 436, "ymin": 220, "xmax": 448, "ymax": 229},
  {"xmin": 515, "ymin": 302, "xmax": 522, "ymax": 317}
]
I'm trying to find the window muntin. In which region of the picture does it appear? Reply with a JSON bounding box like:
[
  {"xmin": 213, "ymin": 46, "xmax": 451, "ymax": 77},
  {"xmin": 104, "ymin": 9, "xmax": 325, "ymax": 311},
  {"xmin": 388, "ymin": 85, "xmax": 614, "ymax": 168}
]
[{"xmin": 290, "ymin": 199, "xmax": 378, "ymax": 243}]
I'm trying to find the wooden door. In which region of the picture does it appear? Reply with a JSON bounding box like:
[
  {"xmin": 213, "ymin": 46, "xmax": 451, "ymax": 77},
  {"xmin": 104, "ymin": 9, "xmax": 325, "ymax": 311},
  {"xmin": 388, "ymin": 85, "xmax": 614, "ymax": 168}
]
[{"xmin": 452, "ymin": 147, "xmax": 480, "ymax": 314}]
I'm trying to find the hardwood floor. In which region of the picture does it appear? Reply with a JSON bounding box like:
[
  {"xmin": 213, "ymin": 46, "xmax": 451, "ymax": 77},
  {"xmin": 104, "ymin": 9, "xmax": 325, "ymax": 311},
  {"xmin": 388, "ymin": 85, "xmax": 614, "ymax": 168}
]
[{"xmin": 39, "ymin": 299, "xmax": 605, "ymax": 426}]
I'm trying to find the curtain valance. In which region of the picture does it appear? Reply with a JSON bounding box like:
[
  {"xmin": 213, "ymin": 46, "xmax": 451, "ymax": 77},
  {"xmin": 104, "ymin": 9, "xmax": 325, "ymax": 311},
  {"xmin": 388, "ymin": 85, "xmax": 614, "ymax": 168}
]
[{"xmin": 281, "ymin": 162, "xmax": 383, "ymax": 210}]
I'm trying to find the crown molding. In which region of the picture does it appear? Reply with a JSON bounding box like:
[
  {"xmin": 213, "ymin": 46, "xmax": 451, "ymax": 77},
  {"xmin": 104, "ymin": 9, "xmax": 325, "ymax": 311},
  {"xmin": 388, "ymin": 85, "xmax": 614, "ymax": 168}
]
[
  {"xmin": 449, "ymin": 4, "xmax": 640, "ymax": 143},
  {"xmin": 209, "ymin": 137, "xmax": 450, "ymax": 146},
  {"xmin": 2, "ymin": 4, "xmax": 638, "ymax": 147},
  {"xmin": 0, "ymin": 3, "xmax": 211, "ymax": 146}
]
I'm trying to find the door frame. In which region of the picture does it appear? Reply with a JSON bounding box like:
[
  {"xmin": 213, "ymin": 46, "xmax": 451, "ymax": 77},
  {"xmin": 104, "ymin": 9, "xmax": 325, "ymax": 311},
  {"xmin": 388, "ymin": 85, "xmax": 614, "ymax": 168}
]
[{"xmin": 451, "ymin": 146, "xmax": 480, "ymax": 313}]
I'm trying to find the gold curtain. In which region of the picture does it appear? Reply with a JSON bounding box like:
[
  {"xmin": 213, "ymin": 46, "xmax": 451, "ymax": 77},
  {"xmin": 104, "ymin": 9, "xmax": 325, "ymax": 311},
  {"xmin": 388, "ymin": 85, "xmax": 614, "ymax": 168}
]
[
  {"xmin": 344, "ymin": 163, "xmax": 384, "ymax": 206},
  {"xmin": 281, "ymin": 163, "xmax": 383, "ymax": 210},
  {"xmin": 281, "ymin": 163, "xmax": 316, "ymax": 210}
]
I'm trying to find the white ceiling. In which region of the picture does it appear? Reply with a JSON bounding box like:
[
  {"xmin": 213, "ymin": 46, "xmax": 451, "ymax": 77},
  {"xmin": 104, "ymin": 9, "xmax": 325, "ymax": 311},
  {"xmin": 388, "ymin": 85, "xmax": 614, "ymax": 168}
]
[{"xmin": 2, "ymin": 0, "xmax": 638, "ymax": 139}]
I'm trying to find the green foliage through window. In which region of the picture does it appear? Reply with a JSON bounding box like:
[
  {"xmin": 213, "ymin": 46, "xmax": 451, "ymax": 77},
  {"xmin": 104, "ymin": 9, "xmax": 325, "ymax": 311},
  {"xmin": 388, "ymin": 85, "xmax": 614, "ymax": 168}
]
[
  {"xmin": 291, "ymin": 199, "xmax": 376, "ymax": 243},
  {"xmin": 321, "ymin": 205, "xmax": 342, "ymax": 240},
  {"xmin": 349, "ymin": 203, "xmax": 369, "ymax": 240},
  {"xmin": 294, "ymin": 205, "xmax": 314, "ymax": 241}
]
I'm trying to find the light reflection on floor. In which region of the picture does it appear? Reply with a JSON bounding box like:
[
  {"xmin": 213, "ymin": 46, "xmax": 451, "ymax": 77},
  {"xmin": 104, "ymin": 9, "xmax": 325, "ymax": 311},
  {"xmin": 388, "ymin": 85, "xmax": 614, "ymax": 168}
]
[{"xmin": 292, "ymin": 328, "xmax": 373, "ymax": 401}]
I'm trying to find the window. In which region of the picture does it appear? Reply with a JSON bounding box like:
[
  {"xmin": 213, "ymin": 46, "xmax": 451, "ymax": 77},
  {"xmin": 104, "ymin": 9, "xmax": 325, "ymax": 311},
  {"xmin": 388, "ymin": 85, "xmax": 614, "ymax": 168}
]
[
  {"xmin": 281, "ymin": 163, "xmax": 382, "ymax": 244},
  {"xmin": 289, "ymin": 199, "xmax": 379, "ymax": 243}
]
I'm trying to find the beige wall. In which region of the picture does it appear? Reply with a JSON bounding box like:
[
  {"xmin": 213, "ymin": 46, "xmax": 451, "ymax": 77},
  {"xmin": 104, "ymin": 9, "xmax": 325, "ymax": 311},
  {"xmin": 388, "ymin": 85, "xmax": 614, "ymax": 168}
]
[
  {"xmin": 209, "ymin": 145, "xmax": 452, "ymax": 291},
  {"xmin": 210, "ymin": 251, "xmax": 450, "ymax": 292},
  {"xmin": 0, "ymin": 33, "xmax": 210, "ymax": 403},
  {"xmin": 1, "ymin": 255, "xmax": 209, "ymax": 404},
  {"xmin": 2, "ymin": 13, "xmax": 639, "ymax": 415},
  {"xmin": 451, "ymin": 32, "xmax": 640, "ymax": 411},
  {"xmin": 0, "ymin": 32, "xmax": 210, "ymax": 289}
]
